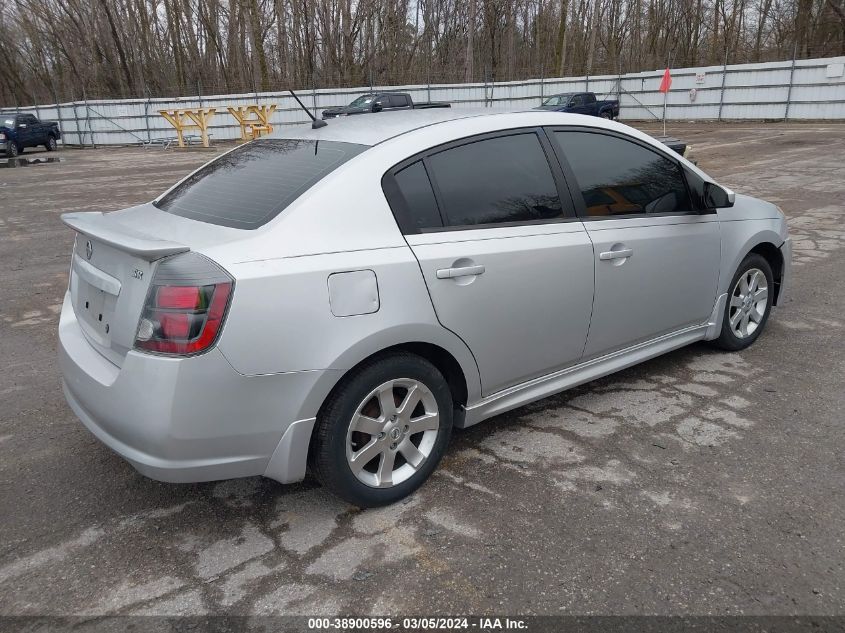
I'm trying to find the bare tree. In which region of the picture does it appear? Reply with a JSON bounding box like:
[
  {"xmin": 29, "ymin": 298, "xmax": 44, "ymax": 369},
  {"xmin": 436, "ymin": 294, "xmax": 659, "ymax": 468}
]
[{"xmin": 0, "ymin": 0, "xmax": 841, "ymax": 106}]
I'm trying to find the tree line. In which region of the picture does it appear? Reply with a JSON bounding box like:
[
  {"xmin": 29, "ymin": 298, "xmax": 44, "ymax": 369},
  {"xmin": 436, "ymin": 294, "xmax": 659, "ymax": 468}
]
[{"xmin": 0, "ymin": 0, "xmax": 842, "ymax": 106}]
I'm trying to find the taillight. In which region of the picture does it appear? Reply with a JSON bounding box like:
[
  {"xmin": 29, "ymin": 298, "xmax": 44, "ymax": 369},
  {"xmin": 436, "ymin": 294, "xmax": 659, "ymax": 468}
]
[{"xmin": 134, "ymin": 253, "xmax": 234, "ymax": 356}]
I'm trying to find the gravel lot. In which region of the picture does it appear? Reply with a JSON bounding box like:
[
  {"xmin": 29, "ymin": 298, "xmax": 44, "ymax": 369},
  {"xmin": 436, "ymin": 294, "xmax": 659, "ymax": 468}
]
[{"xmin": 0, "ymin": 123, "xmax": 843, "ymax": 617}]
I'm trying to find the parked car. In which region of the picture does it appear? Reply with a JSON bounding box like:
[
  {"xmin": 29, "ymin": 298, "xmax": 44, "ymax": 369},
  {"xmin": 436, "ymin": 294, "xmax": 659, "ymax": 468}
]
[
  {"xmin": 537, "ymin": 92, "xmax": 620, "ymax": 119},
  {"xmin": 321, "ymin": 92, "xmax": 450, "ymax": 119},
  {"xmin": 1, "ymin": 113, "xmax": 61, "ymax": 157},
  {"xmin": 59, "ymin": 110, "xmax": 791, "ymax": 507}
]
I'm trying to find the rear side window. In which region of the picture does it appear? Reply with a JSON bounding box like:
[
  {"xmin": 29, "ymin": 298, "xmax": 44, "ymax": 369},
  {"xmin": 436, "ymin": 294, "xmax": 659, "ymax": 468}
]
[
  {"xmin": 553, "ymin": 131, "xmax": 691, "ymax": 217},
  {"xmin": 426, "ymin": 133, "xmax": 564, "ymax": 227},
  {"xmin": 389, "ymin": 95, "xmax": 409, "ymax": 107},
  {"xmin": 393, "ymin": 161, "xmax": 443, "ymax": 230},
  {"xmin": 154, "ymin": 139, "xmax": 367, "ymax": 229}
]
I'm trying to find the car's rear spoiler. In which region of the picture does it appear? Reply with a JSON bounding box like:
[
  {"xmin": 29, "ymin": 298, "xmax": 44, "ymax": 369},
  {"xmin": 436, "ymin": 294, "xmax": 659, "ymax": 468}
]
[{"xmin": 61, "ymin": 212, "xmax": 189, "ymax": 260}]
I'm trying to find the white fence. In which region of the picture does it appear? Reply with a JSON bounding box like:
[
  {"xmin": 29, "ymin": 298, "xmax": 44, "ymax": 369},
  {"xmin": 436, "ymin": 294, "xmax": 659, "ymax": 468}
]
[{"xmin": 3, "ymin": 56, "xmax": 844, "ymax": 146}]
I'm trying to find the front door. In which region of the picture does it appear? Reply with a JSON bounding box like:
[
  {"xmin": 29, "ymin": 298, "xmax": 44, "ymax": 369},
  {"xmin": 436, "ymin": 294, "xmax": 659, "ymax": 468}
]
[
  {"xmin": 383, "ymin": 130, "xmax": 595, "ymax": 395},
  {"xmin": 567, "ymin": 94, "xmax": 589, "ymax": 115},
  {"xmin": 582, "ymin": 216, "xmax": 720, "ymax": 357},
  {"xmin": 549, "ymin": 128, "xmax": 721, "ymax": 358},
  {"xmin": 16, "ymin": 115, "xmax": 35, "ymax": 147}
]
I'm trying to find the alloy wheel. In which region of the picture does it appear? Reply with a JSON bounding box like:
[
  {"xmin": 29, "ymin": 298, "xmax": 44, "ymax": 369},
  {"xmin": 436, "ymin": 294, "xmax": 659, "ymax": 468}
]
[
  {"xmin": 345, "ymin": 378, "xmax": 440, "ymax": 488},
  {"xmin": 728, "ymin": 267, "xmax": 769, "ymax": 338}
]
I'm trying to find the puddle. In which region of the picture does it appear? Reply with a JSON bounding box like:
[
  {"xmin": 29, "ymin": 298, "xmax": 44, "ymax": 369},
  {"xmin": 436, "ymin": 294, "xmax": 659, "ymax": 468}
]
[{"xmin": 0, "ymin": 156, "xmax": 64, "ymax": 168}]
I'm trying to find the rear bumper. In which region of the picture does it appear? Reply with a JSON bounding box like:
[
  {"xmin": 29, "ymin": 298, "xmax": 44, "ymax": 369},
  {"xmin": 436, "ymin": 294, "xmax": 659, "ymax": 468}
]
[{"xmin": 58, "ymin": 292, "xmax": 327, "ymax": 484}]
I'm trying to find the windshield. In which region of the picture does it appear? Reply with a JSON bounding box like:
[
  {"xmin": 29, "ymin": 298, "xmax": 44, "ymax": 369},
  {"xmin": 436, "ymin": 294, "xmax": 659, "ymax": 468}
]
[
  {"xmin": 348, "ymin": 94, "xmax": 376, "ymax": 107},
  {"xmin": 154, "ymin": 139, "xmax": 367, "ymax": 229},
  {"xmin": 542, "ymin": 94, "xmax": 572, "ymax": 106},
  {"xmin": 1, "ymin": 118, "xmax": 14, "ymax": 128}
]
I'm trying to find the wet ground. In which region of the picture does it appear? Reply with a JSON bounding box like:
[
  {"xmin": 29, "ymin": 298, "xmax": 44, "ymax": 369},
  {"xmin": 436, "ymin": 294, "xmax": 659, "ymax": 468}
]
[{"xmin": 0, "ymin": 123, "xmax": 843, "ymax": 617}]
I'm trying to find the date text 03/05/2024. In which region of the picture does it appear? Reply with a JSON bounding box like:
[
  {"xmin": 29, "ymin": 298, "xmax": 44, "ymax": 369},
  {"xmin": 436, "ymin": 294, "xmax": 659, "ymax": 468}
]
[{"xmin": 306, "ymin": 616, "xmax": 528, "ymax": 630}]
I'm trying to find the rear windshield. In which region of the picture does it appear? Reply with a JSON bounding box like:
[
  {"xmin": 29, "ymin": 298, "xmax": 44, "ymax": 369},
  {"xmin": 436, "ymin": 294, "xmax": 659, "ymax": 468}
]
[{"xmin": 154, "ymin": 139, "xmax": 367, "ymax": 229}]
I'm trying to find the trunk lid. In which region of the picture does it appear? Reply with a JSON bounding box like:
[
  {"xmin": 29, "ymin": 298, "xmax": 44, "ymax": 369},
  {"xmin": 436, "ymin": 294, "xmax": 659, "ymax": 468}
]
[{"xmin": 62, "ymin": 205, "xmax": 242, "ymax": 367}]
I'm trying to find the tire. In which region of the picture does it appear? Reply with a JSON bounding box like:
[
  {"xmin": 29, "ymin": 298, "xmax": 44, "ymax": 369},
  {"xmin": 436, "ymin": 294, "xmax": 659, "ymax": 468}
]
[
  {"xmin": 6, "ymin": 142, "xmax": 19, "ymax": 158},
  {"xmin": 600, "ymin": 111, "xmax": 613, "ymax": 120},
  {"xmin": 711, "ymin": 253, "xmax": 774, "ymax": 351},
  {"xmin": 309, "ymin": 352, "xmax": 454, "ymax": 507},
  {"xmin": 45, "ymin": 135, "xmax": 57, "ymax": 151}
]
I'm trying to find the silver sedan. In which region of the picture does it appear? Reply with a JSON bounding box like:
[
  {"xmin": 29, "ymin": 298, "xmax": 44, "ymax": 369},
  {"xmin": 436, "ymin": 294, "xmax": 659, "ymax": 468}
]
[{"xmin": 58, "ymin": 110, "xmax": 791, "ymax": 507}]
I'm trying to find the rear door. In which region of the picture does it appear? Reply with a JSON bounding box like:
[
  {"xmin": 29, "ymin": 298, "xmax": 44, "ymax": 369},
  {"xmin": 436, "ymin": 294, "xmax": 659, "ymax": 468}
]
[
  {"xmin": 28, "ymin": 115, "xmax": 46, "ymax": 143},
  {"xmin": 383, "ymin": 129, "xmax": 595, "ymax": 395},
  {"xmin": 389, "ymin": 94, "xmax": 411, "ymax": 109},
  {"xmin": 548, "ymin": 128, "xmax": 720, "ymax": 359}
]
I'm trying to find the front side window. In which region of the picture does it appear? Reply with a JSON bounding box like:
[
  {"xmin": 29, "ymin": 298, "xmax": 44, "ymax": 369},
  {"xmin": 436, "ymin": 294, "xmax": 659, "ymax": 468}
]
[
  {"xmin": 542, "ymin": 95, "xmax": 570, "ymax": 107},
  {"xmin": 154, "ymin": 139, "xmax": 367, "ymax": 229},
  {"xmin": 570, "ymin": 95, "xmax": 585, "ymax": 106},
  {"xmin": 553, "ymin": 131, "xmax": 691, "ymax": 218},
  {"xmin": 426, "ymin": 133, "xmax": 564, "ymax": 227},
  {"xmin": 389, "ymin": 95, "xmax": 409, "ymax": 107},
  {"xmin": 349, "ymin": 94, "xmax": 375, "ymax": 107}
]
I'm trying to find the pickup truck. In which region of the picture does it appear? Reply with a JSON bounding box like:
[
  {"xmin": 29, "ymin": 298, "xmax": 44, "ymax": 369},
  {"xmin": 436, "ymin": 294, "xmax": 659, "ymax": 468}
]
[
  {"xmin": 536, "ymin": 92, "xmax": 620, "ymax": 120},
  {"xmin": 321, "ymin": 92, "xmax": 450, "ymax": 120},
  {"xmin": 1, "ymin": 113, "xmax": 61, "ymax": 157}
]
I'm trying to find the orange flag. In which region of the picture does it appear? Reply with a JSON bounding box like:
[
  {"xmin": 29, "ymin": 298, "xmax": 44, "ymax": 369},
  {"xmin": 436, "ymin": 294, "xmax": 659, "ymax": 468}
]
[{"xmin": 659, "ymin": 68, "xmax": 672, "ymax": 93}]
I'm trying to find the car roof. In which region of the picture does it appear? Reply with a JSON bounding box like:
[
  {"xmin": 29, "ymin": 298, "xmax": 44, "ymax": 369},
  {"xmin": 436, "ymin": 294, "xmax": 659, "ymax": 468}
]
[
  {"xmin": 267, "ymin": 108, "xmax": 526, "ymax": 146},
  {"xmin": 269, "ymin": 107, "xmax": 640, "ymax": 147},
  {"xmin": 264, "ymin": 107, "xmax": 717, "ymax": 189}
]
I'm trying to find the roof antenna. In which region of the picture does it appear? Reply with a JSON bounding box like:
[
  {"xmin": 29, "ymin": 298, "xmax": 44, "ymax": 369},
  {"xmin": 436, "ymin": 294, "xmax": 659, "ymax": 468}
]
[{"xmin": 289, "ymin": 89, "xmax": 327, "ymax": 129}]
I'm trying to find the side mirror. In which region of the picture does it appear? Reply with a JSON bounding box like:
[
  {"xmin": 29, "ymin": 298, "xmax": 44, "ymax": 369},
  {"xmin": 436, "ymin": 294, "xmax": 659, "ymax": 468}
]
[
  {"xmin": 372, "ymin": 102, "xmax": 383, "ymax": 112},
  {"xmin": 704, "ymin": 182, "xmax": 735, "ymax": 208}
]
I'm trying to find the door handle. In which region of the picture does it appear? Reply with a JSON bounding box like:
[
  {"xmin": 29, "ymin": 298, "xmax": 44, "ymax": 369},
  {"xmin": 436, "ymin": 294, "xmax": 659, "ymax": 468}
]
[
  {"xmin": 436, "ymin": 264, "xmax": 486, "ymax": 279},
  {"xmin": 599, "ymin": 248, "xmax": 633, "ymax": 260}
]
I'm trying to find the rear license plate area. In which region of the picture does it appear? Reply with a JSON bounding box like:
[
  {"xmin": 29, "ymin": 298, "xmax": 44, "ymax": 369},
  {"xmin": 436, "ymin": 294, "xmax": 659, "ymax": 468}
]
[{"xmin": 77, "ymin": 280, "xmax": 115, "ymax": 342}]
